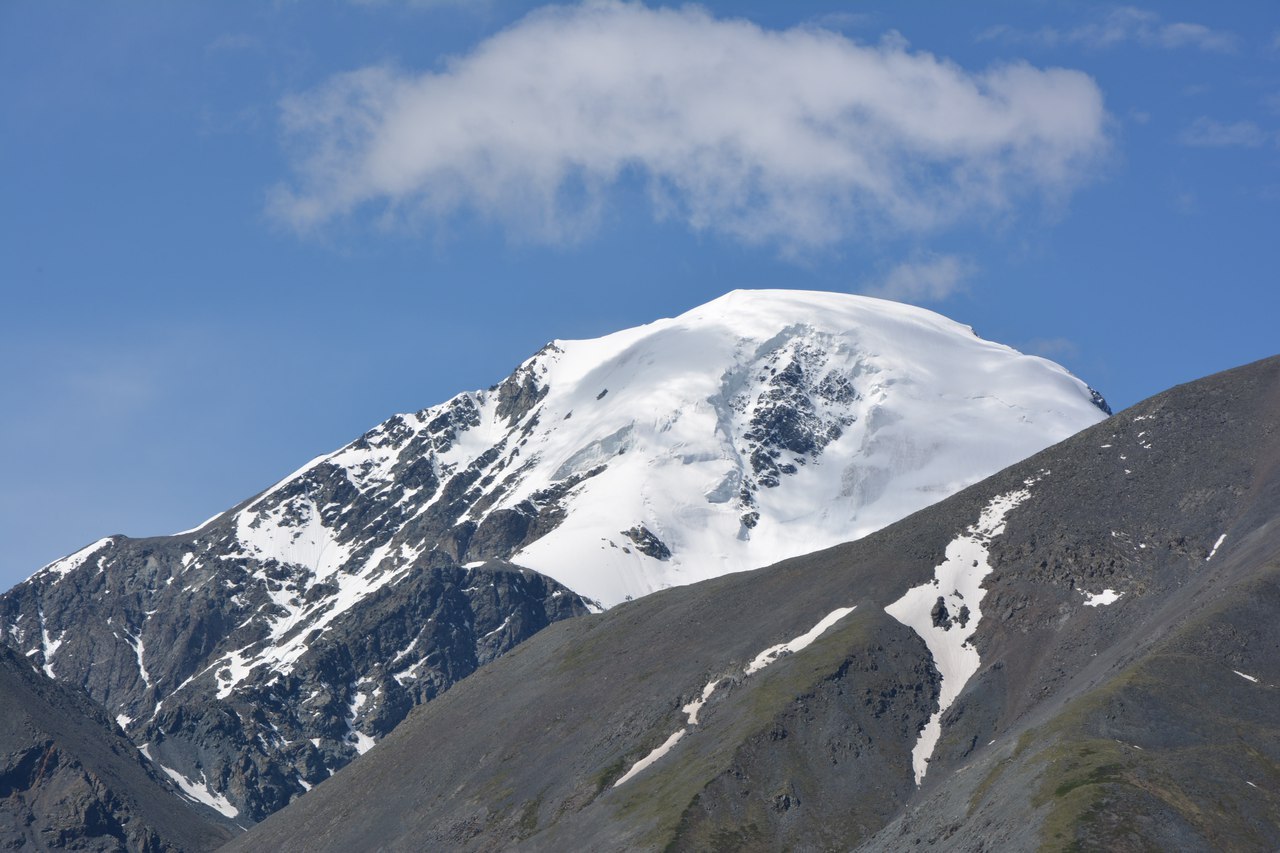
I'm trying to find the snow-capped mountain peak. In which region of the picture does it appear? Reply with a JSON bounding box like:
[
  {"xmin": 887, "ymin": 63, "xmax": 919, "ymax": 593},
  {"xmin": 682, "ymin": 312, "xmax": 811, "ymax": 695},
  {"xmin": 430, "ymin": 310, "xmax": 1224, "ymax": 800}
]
[
  {"xmin": 231, "ymin": 288, "xmax": 1107, "ymax": 607},
  {"xmin": 5, "ymin": 288, "xmax": 1108, "ymax": 821}
]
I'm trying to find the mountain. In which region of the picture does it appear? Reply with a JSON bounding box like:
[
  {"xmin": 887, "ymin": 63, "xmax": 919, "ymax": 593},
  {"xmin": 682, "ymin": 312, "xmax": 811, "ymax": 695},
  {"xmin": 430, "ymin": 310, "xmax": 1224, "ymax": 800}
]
[
  {"xmin": 0, "ymin": 644, "xmax": 233, "ymax": 852},
  {"xmin": 228, "ymin": 355, "xmax": 1280, "ymax": 852},
  {"xmin": 0, "ymin": 289, "xmax": 1108, "ymax": 824},
  {"xmin": 0, "ymin": 555, "xmax": 585, "ymax": 825}
]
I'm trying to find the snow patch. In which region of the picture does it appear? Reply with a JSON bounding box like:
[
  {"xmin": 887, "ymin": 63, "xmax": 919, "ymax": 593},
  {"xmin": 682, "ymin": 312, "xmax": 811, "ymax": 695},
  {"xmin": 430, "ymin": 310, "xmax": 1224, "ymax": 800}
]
[
  {"xmin": 346, "ymin": 684, "xmax": 376, "ymax": 755},
  {"xmin": 1083, "ymin": 589, "xmax": 1122, "ymax": 607},
  {"xmin": 349, "ymin": 731, "xmax": 376, "ymax": 755},
  {"xmin": 32, "ymin": 537, "xmax": 113, "ymax": 581},
  {"xmin": 613, "ymin": 605, "xmax": 856, "ymax": 788},
  {"xmin": 481, "ymin": 615, "xmax": 512, "ymax": 640},
  {"xmin": 38, "ymin": 612, "xmax": 63, "ymax": 680},
  {"xmin": 1207, "ymin": 534, "xmax": 1227, "ymax": 561},
  {"xmin": 215, "ymin": 649, "xmax": 259, "ymax": 700},
  {"xmin": 745, "ymin": 607, "xmax": 857, "ymax": 675},
  {"xmin": 613, "ymin": 731, "xmax": 686, "ymax": 788},
  {"xmin": 885, "ymin": 485, "xmax": 1034, "ymax": 785},
  {"xmin": 235, "ymin": 498, "xmax": 351, "ymax": 580},
  {"xmin": 1233, "ymin": 670, "xmax": 1259, "ymax": 684},
  {"xmin": 124, "ymin": 630, "xmax": 152, "ymax": 690},
  {"xmin": 681, "ymin": 679, "xmax": 721, "ymax": 727},
  {"xmin": 154, "ymin": 762, "xmax": 240, "ymax": 819}
]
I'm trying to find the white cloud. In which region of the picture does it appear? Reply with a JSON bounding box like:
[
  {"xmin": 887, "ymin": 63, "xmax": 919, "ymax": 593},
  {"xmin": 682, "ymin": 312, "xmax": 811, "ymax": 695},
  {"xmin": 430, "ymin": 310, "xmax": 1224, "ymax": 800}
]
[
  {"xmin": 980, "ymin": 7, "xmax": 1238, "ymax": 53},
  {"xmin": 862, "ymin": 254, "xmax": 974, "ymax": 303},
  {"xmin": 271, "ymin": 1, "xmax": 1108, "ymax": 250},
  {"xmin": 1178, "ymin": 117, "xmax": 1271, "ymax": 148}
]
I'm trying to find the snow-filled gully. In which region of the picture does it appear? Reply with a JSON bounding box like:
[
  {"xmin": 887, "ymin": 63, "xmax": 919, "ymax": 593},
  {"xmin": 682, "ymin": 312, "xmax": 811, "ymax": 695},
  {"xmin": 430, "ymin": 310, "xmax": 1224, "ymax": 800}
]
[
  {"xmin": 613, "ymin": 606, "xmax": 857, "ymax": 788},
  {"xmin": 884, "ymin": 480, "xmax": 1039, "ymax": 785},
  {"xmin": 614, "ymin": 479, "xmax": 1040, "ymax": 790}
]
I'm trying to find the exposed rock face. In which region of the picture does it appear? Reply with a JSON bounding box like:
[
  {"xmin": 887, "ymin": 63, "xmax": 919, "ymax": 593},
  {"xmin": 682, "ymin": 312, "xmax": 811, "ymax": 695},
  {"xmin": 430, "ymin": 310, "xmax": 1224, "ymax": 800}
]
[
  {"xmin": 0, "ymin": 645, "xmax": 233, "ymax": 852},
  {"xmin": 740, "ymin": 338, "xmax": 857, "ymax": 490},
  {"xmin": 225, "ymin": 356, "xmax": 1280, "ymax": 852},
  {"xmin": 621, "ymin": 526, "xmax": 671, "ymax": 561},
  {"xmin": 1, "ymin": 543, "xmax": 586, "ymax": 823},
  {"xmin": 930, "ymin": 596, "xmax": 952, "ymax": 629}
]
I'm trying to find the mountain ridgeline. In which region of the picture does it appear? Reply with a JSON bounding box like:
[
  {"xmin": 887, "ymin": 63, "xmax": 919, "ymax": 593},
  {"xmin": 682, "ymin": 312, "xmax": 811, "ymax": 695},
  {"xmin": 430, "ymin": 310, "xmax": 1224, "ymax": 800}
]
[
  {"xmin": 230, "ymin": 355, "xmax": 1280, "ymax": 852},
  {"xmin": 0, "ymin": 290, "xmax": 1109, "ymax": 824}
]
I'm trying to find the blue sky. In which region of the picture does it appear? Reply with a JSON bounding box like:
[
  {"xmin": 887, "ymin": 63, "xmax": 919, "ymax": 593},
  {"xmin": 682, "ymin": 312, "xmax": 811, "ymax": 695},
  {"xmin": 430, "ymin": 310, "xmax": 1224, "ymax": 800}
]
[{"xmin": 3, "ymin": 1, "xmax": 1278, "ymax": 590}]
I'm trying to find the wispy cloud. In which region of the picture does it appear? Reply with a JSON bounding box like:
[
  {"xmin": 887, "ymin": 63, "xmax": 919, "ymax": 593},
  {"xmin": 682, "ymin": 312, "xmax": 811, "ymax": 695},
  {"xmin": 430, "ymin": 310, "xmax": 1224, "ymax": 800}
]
[
  {"xmin": 862, "ymin": 254, "xmax": 975, "ymax": 303},
  {"xmin": 1178, "ymin": 117, "xmax": 1271, "ymax": 148},
  {"xmin": 980, "ymin": 7, "xmax": 1238, "ymax": 54},
  {"xmin": 270, "ymin": 1, "xmax": 1108, "ymax": 251},
  {"xmin": 1023, "ymin": 337, "xmax": 1078, "ymax": 359}
]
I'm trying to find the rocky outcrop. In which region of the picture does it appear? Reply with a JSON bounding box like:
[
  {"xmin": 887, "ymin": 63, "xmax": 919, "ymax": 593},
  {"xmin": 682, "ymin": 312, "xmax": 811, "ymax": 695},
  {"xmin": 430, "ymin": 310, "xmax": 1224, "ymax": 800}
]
[{"xmin": 0, "ymin": 645, "xmax": 233, "ymax": 852}]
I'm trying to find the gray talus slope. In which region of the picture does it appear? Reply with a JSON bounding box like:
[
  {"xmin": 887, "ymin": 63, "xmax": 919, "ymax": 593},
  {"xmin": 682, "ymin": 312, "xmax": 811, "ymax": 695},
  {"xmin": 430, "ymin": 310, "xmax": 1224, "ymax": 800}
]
[
  {"xmin": 0, "ymin": 644, "xmax": 233, "ymax": 852},
  {"xmin": 231, "ymin": 355, "xmax": 1280, "ymax": 852}
]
